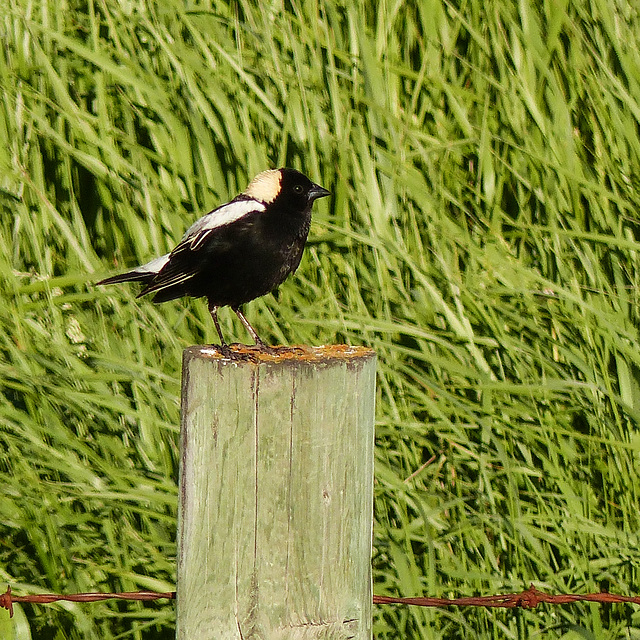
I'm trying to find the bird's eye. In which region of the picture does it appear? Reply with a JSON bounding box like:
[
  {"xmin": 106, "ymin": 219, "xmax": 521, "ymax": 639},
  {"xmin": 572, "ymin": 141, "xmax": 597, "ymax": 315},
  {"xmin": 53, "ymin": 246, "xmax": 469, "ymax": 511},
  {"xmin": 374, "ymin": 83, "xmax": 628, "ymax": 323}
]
[{"xmin": 293, "ymin": 184, "xmax": 304, "ymax": 194}]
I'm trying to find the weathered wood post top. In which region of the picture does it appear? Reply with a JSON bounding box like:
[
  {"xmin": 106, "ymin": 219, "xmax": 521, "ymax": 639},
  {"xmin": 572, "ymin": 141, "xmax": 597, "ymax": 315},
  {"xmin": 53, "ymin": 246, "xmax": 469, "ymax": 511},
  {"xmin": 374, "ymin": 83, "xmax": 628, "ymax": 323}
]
[{"xmin": 177, "ymin": 344, "xmax": 376, "ymax": 640}]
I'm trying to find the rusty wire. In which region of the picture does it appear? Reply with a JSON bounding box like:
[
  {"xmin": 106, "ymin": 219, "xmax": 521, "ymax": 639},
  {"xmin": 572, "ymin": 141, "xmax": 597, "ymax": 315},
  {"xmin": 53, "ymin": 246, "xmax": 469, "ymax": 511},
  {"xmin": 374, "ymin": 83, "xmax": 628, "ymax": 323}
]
[
  {"xmin": 372, "ymin": 585, "xmax": 640, "ymax": 608},
  {"xmin": 0, "ymin": 586, "xmax": 175, "ymax": 618},
  {"xmin": 2, "ymin": 585, "xmax": 640, "ymax": 619}
]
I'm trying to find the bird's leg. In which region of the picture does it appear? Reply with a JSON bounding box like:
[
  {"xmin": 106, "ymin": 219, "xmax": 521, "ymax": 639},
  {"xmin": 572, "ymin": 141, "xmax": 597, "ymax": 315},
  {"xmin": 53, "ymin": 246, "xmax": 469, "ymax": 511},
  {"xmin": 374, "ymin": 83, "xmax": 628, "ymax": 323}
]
[
  {"xmin": 208, "ymin": 301, "xmax": 228, "ymax": 348},
  {"xmin": 233, "ymin": 307, "xmax": 268, "ymax": 350}
]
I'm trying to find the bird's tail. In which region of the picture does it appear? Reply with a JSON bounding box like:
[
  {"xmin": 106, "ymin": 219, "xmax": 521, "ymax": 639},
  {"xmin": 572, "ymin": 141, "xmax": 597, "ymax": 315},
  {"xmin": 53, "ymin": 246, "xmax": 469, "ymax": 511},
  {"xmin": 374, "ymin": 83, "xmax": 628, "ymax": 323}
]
[
  {"xmin": 96, "ymin": 254, "xmax": 170, "ymax": 287},
  {"xmin": 96, "ymin": 271, "xmax": 152, "ymax": 286}
]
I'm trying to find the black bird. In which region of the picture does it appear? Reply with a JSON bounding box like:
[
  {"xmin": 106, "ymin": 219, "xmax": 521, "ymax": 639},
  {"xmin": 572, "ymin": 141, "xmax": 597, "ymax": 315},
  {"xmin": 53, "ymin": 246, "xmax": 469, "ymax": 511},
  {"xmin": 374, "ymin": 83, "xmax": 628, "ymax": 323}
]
[{"xmin": 97, "ymin": 168, "xmax": 330, "ymax": 348}]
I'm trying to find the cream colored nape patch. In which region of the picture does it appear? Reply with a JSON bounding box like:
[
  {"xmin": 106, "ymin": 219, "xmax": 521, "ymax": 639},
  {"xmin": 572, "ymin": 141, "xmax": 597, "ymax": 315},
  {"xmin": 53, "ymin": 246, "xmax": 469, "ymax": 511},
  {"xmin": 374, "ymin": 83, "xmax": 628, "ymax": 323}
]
[{"xmin": 243, "ymin": 169, "xmax": 282, "ymax": 204}]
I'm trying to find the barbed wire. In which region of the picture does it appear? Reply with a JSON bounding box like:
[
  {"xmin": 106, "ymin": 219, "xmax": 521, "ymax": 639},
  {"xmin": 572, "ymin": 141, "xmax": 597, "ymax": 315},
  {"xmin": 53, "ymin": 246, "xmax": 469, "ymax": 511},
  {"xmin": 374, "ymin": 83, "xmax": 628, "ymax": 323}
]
[
  {"xmin": 372, "ymin": 586, "xmax": 640, "ymax": 608},
  {"xmin": 0, "ymin": 587, "xmax": 175, "ymax": 618},
  {"xmin": 2, "ymin": 585, "xmax": 640, "ymax": 619}
]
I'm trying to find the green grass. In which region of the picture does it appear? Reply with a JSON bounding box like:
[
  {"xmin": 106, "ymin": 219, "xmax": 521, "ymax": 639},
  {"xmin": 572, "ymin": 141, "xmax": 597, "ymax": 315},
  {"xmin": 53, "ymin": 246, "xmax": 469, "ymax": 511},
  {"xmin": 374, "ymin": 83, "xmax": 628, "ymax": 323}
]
[{"xmin": 2, "ymin": 0, "xmax": 640, "ymax": 638}]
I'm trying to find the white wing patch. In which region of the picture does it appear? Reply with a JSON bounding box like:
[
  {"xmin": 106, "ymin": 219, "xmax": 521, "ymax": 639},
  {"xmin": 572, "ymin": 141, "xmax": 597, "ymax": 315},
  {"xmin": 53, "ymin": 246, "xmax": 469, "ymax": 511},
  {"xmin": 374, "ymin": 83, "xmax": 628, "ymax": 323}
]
[
  {"xmin": 243, "ymin": 169, "xmax": 282, "ymax": 204},
  {"xmin": 134, "ymin": 253, "xmax": 170, "ymax": 275},
  {"xmin": 182, "ymin": 199, "xmax": 266, "ymax": 251}
]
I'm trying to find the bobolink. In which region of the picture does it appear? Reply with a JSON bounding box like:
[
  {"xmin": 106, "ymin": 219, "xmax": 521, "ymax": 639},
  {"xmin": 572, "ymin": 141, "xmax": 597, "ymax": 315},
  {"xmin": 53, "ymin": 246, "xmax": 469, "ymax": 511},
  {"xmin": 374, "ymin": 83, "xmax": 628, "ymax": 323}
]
[{"xmin": 97, "ymin": 168, "xmax": 330, "ymax": 347}]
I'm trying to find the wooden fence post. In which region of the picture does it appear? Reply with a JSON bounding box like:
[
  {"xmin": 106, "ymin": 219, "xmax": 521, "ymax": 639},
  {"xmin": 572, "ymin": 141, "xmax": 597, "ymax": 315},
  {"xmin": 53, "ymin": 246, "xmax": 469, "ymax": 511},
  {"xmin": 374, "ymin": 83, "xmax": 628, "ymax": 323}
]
[{"xmin": 176, "ymin": 345, "xmax": 376, "ymax": 640}]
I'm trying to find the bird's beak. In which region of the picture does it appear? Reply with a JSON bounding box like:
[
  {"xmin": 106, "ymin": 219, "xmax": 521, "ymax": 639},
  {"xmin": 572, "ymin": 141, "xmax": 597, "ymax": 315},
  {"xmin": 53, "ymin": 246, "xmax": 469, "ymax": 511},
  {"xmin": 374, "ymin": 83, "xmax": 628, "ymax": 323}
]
[{"xmin": 308, "ymin": 184, "xmax": 331, "ymax": 201}]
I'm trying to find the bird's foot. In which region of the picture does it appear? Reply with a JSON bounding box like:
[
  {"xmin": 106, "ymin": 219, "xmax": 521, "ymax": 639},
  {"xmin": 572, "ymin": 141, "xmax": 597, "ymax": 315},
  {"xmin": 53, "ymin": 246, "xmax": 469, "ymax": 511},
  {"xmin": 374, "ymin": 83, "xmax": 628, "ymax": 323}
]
[
  {"xmin": 215, "ymin": 342, "xmax": 262, "ymax": 362},
  {"xmin": 249, "ymin": 340, "xmax": 308, "ymax": 356},
  {"xmin": 208, "ymin": 342, "xmax": 234, "ymax": 359},
  {"xmin": 252, "ymin": 339, "xmax": 271, "ymax": 353},
  {"xmin": 267, "ymin": 345, "xmax": 307, "ymax": 355},
  {"xmin": 207, "ymin": 342, "xmax": 308, "ymax": 361}
]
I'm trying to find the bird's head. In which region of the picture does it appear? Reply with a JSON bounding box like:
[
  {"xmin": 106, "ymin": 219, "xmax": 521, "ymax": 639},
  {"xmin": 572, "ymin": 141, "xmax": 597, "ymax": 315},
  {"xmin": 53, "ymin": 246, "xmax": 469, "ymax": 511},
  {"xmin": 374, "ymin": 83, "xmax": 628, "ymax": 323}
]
[{"xmin": 243, "ymin": 168, "xmax": 330, "ymax": 209}]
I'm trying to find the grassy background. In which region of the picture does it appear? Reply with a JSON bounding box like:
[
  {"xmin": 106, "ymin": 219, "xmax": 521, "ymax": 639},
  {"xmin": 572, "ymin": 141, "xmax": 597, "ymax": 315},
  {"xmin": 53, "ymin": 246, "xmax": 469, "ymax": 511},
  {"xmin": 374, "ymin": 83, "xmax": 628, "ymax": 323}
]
[{"xmin": 2, "ymin": 0, "xmax": 640, "ymax": 638}]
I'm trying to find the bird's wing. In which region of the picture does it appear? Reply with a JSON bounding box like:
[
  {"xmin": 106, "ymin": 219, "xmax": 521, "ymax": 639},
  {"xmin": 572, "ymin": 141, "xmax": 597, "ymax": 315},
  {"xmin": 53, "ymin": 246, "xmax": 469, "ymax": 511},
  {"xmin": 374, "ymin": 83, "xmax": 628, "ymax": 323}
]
[
  {"xmin": 138, "ymin": 198, "xmax": 266, "ymax": 296},
  {"xmin": 179, "ymin": 198, "xmax": 266, "ymax": 251}
]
